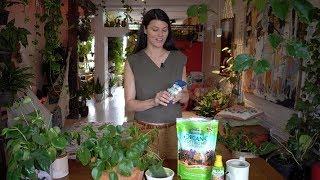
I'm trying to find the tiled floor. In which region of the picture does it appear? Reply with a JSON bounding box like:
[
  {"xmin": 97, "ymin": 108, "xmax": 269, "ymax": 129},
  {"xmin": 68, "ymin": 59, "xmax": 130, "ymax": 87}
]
[{"xmin": 64, "ymin": 86, "xmax": 129, "ymax": 127}]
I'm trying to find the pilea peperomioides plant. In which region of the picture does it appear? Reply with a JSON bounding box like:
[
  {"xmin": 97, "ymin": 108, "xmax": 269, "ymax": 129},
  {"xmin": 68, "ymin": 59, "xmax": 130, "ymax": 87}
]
[{"xmin": 76, "ymin": 124, "xmax": 162, "ymax": 180}]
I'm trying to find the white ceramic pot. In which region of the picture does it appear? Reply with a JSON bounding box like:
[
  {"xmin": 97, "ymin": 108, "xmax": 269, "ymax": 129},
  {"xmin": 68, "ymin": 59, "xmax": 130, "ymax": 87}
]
[
  {"xmin": 95, "ymin": 93, "xmax": 104, "ymax": 102},
  {"xmin": 145, "ymin": 167, "xmax": 174, "ymax": 180},
  {"xmin": 50, "ymin": 154, "xmax": 69, "ymax": 179}
]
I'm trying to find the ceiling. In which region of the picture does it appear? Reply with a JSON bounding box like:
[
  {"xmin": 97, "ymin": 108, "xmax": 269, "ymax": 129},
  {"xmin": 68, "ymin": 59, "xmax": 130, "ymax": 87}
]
[{"xmin": 98, "ymin": 0, "xmax": 206, "ymax": 24}]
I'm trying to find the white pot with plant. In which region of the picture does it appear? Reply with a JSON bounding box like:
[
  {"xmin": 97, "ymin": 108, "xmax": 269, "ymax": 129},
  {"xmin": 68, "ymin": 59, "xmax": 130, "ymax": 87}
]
[
  {"xmin": 145, "ymin": 165, "xmax": 175, "ymax": 180},
  {"xmin": 1, "ymin": 97, "xmax": 75, "ymax": 179},
  {"xmin": 94, "ymin": 78, "xmax": 105, "ymax": 102}
]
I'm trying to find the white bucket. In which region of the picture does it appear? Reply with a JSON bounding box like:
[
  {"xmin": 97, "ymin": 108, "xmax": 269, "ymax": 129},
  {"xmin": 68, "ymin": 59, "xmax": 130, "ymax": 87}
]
[
  {"xmin": 50, "ymin": 155, "xmax": 69, "ymax": 179},
  {"xmin": 145, "ymin": 167, "xmax": 174, "ymax": 180}
]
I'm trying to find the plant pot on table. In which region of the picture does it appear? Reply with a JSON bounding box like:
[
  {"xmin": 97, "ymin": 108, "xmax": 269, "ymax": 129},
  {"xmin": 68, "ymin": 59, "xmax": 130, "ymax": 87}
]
[
  {"xmin": 145, "ymin": 167, "xmax": 175, "ymax": 180},
  {"xmin": 0, "ymin": 10, "xmax": 9, "ymax": 25},
  {"xmin": 50, "ymin": 154, "xmax": 69, "ymax": 179}
]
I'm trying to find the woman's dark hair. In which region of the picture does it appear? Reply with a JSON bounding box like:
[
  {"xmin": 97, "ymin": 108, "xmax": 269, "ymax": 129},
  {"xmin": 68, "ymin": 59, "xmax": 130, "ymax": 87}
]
[{"xmin": 134, "ymin": 9, "xmax": 177, "ymax": 53}]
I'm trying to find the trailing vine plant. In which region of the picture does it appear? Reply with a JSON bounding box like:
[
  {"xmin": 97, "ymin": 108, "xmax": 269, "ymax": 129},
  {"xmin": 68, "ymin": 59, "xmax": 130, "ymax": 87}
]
[{"xmin": 41, "ymin": 0, "xmax": 63, "ymax": 85}]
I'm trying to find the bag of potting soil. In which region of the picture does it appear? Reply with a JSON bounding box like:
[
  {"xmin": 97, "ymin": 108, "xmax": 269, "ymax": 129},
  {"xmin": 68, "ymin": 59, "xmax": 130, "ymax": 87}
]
[{"xmin": 176, "ymin": 118, "xmax": 219, "ymax": 180}]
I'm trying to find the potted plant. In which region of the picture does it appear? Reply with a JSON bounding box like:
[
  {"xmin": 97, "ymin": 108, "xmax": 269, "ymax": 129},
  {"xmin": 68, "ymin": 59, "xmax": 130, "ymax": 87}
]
[
  {"xmin": 0, "ymin": 63, "xmax": 33, "ymax": 107},
  {"xmin": 107, "ymin": 76, "xmax": 117, "ymax": 97},
  {"xmin": 78, "ymin": 16, "xmax": 91, "ymax": 42},
  {"xmin": 94, "ymin": 78, "xmax": 105, "ymax": 102},
  {"xmin": 78, "ymin": 80, "xmax": 94, "ymax": 117},
  {"xmin": 76, "ymin": 124, "xmax": 162, "ymax": 180},
  {"xmin": 145, "ymin": 164, "xmax": 175, "ymax": 180},
  {"xmin": 1, "ymin": 97, "xmax": 73, "ymax": 179},
  {"xmin": 219, "ymin": 125, "xmax": 277, "ymax": 158},
  {"xmin": 78, "ymin": 36, "xmax": 93, "ymax": 62},
  {"xmin": 194, "ymin": 89, "xmax": 232, "ymax": 117}
]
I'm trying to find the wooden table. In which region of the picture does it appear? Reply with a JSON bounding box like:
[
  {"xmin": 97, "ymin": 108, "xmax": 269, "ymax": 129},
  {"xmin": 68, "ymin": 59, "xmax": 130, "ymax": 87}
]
[{"xmin": 68, "ymin": 144, "xmax": 283, "ymax": 180}]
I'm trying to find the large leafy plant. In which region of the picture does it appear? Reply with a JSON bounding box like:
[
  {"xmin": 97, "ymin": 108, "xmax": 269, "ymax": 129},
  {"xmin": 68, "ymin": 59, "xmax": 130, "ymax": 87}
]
[
  {"xmin": 234, "ymin": 0, "xmax": 320, "ymax": 169},
  {"xmin": 219, "ymin": 124, "xmax": 277, "ymax": 156},
  {"xmin": 194, "ymin": 89, "xmax": 232, "ymax": 117},
  {"xmin": 76, "ymin": 124, "xmax": 161, "ymax": 180},
  {"xmin": 1, "ymin": 97, "xmax": 72, "ymax": 180}
]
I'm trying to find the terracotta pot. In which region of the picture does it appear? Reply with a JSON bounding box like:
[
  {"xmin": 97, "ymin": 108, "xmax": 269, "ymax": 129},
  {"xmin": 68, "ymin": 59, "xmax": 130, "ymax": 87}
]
[{"xmin": 100, "ymin": 168, "xmax": 144, "ymax": 180}]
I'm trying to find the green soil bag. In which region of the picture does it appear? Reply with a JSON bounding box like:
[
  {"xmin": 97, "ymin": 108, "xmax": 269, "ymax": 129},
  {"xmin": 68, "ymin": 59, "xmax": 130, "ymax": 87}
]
[{"xmin": 176, "ymin": 118, "xmax": 219, "ymax": 180}]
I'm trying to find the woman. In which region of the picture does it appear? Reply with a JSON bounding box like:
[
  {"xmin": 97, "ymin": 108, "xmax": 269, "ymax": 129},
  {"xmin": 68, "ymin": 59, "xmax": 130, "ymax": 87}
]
[{"xmin": 124, "ymin": 9, "xmax": 189, "ymax": 159}]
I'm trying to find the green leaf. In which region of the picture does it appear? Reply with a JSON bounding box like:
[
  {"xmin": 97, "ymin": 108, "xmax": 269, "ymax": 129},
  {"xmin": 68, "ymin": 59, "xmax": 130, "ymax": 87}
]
[
  {"xmin": 76, "ymin": 146, "xmax": 91, "ymax": 166},
  {"xmin": 98, "ymin": 144, "xmax": 113, "ymax": 159},
  {"xmin": 299, "ymin": 134, "xmax": 312, "ymax": 151},
  {"xmin": 199, "ymin": 14, "xmax": 207, "ymax": 23},
  {"xmin": 109, "ymin": 171, "xmax": 119, "ymax": 180},
  {"xmin": 253, "ymin": 0, "xmax": 267, "ymax": 12},
  {"xmin": 270, "ymin": 0, "xmax": 290, "ymax": 20},
  {"xmin": 293, "ymin": 0, "xmax": 314, "ymax": 23},
  {"xmin": 286, "ymin": 114, "xmax": 301, "ymax": 132},
  {"xmin": 149, "ymin": 164, "xmax": 168, "ymax": 178},
  {"xmin": 234, "ymin": 54, "xmax": 255, "ymax": 72},
  {"xmin": 117, "ymin": 159, "xmax": 134, "ymax": 176},
  {"xmin": 22, "ymin": 150, "xmax": 31, "ymax": 160},
  {"xmin": 198, "ymin": 4, "xmax": 208, "ymax": 14},
  {"xmin": 268, "ymin": 33, "xmax": 283, "ymax": 49},
  {"xmin": 252, "ymin": 59, "xmax": 270, "ymax": 74},
  {"xmin": 51, "ymin": 136, "xmax": 68, "ymax": 150},
  {"xmin": 111, "ymin": 150, "xmax": 124, "ymax": 166},
  {"xmin": 258, "ymin": 142, "xmax": 277, "ymax": 155},
  {"xmin": 32, "ymin": 133, "xmax": 48, "ymax": 145},
  {"xmin": 286, "ymin": 40, "xmax": 311, "ymax": 59},
  {"xmin": 91, "ymin": 167, "xmax": 102, "ymax": 180},
  {"xmin": 47, "ymin": 147, "xmax": 57, "ymax": 161},
  {"xmin": 33, "ymin": 149, "xmax": 51, "ymax": 172},
  {"xmin": 187, "ymin": 5, "xmax": 198, "ymax": 17}
]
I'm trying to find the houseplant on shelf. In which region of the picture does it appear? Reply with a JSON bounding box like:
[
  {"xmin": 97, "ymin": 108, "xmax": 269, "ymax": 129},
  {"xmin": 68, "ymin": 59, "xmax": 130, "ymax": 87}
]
[
  {"xmin": 194, "ymin": 89, "xmax": 232, "ymax": 118},
  {"xmin": 1, "ymin": 97, "xmax": 73, "ymax": 179},
  {"xmin": 0, "ymin": 63, "xmax": 33, "ymax": 107},
  {"xmin": 76, "ymin": 124, "xmax": 162, "ymax": 180},
  {"xmin": 78, "ymin": 80, "xmax": 94, "ymax": 117},
  {"xmin": 0, "ymin": 19, "xmax": 30, "ymax": 61},
  {"xmin": 94, "ymin": 78, "xmax": 105, "ymax": 102}
]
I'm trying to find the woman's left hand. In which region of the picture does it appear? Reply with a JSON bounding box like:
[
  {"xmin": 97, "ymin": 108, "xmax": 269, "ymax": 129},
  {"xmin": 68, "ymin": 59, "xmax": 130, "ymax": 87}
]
[{"xmin": 172, "ymin": 92, "xmax": 184, "ymax": 104}]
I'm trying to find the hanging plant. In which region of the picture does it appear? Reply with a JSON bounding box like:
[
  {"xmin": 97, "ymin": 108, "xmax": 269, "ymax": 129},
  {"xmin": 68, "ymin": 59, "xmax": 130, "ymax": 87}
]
[{"xmin": 40, "ymin": 0, "xmax": 63, "ymax": 86}]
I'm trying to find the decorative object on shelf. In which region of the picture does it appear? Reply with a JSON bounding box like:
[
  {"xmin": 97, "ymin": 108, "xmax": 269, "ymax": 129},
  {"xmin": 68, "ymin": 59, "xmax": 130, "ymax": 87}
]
[{"xmin": 216, "ymin": 105, "xmax": 263, "ymax": 121}]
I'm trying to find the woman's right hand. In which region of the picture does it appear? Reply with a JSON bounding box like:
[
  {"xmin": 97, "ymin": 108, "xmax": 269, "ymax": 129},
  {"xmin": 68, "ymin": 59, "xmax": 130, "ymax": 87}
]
[{"xmin": 154, "ymin": 91, "xmax": 171, "ymax": 106}]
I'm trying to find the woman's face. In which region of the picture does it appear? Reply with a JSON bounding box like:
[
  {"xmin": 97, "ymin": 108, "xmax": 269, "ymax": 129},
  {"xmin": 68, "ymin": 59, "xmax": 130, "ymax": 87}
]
[{"xmin": 145, "ymin": 19, "xmax": 169, "ymax": 48}]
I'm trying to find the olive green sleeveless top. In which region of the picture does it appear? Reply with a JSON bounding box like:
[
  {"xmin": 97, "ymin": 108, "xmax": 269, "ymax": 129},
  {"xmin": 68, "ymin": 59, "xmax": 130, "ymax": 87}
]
[{"xmin": 127, "ymin": 50, "xmax": 187, "ymax": 124}]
